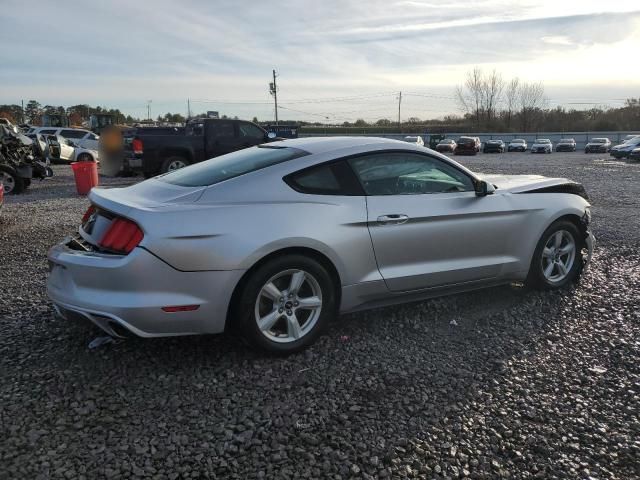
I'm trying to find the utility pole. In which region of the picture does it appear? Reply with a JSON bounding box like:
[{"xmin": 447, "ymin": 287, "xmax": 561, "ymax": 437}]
[
  {"xmin": 21, "ymin": 99, "xmax": 24, "ymax": 124},
  {"xmin": 147, "ymin": 100, "xmax": 152, "ymax": 121},
  {"xmin": 397, "ymin": 91, "xmax": 402, "ymax": 132},
  {"xmin": 187, "ymin": 98, "xmax": 191, "ymax": 120},
  {"xmin": 269, "ymin": 69, "xmax": 279, "ymax": 126}
]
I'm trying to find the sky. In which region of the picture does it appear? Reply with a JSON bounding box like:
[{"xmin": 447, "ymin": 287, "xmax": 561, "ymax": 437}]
[{"xmin": 1, "ymin": 0, "xmax": 639, "ymax": 123}]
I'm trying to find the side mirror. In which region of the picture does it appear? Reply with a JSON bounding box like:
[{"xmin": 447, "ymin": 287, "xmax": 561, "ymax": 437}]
[
  {"xmin": 475, "ymin": 180, "xmax": 495, "ymax": 197},
  {"xmin": 267, "ymin": 132, "xmax": 277, "ymax": 139}
]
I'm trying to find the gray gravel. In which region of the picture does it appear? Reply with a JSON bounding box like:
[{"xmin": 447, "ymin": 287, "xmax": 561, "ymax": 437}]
[{"xmin": 1, "ymin": 152, "xmax": 639, "ymax": 479}]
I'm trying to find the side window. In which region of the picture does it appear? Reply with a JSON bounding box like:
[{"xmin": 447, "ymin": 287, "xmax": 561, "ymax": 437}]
[
  {"xmin": 286, "ymin": 161, "xmax": 363, "ymax": 196},
  {"xmin": 213, "ymin": 122, "xmax": 235, "ymax": 138},
  {"xmin": 60, "ymin": 129, "xmax": 86, "ymax": 139},
  {"xmin": 348, "ymin": 153, "xmax": 474, "ymax": 195},
  {"xmin": 238, "ymin": 122, "xmax": 265, "ymax": 140},
  {"xmin": 186, "ymin": 122, "xmax": 204, "ymax": 136},
  {"xmin": 88, "ymin": 133, "xmax": 99, "ymax": 141},
  {"xmin": 40, "ymin": 129, "xmax": 56, "ymax": 135}
]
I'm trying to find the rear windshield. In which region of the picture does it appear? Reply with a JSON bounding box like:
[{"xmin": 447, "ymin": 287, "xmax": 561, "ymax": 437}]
[
  {"xmin": 457, "ymin": 137, "xmax": 474, "ymax": 144},
  {"xmin": 157, "ymin": 145, "xmax": 308, "ymax": 187}
]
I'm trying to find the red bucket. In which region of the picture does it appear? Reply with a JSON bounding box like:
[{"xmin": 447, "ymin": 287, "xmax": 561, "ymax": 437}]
[{"xmin": 71, "ymin": 161, "xmax": 99, "ymax": 195}]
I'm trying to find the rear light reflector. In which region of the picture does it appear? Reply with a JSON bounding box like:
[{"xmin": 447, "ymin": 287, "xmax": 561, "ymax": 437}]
[
  {"xmin": 99, "ymin": 217, "xmax": 144, "ymax": 253},
  {"xmin": 161, "ymin": 305, "xmax": 200, "ymax": 313},
  {"xmin": 81, "ymin": 205, "xmax": 96, "ymax": 224},
  {"xmin": 132, "ymin": 138, "xmax": 143, "ymax": 155}
]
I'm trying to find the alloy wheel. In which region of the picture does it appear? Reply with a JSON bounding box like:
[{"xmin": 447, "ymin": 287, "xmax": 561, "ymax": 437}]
[
  {"xmin": 167, "ymin": 159, "xmax": 187, "ymax": 171},
  {"xmin": 541, "ymin": 230, "xmax": 576, "ymax": 283},
  {"xmin": 254, "ymin": 269, "xmax": 323, "ymax": 343}
]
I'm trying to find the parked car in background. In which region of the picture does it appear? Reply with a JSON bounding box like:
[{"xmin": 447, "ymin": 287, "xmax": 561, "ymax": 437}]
[
  {"xmin": 507, "ymin": 139, "xmax": 527, "ymax": 152},
  {"xmin": 622, "ymin": 134, "xmax": 639, "ymax": 142},
  {"xmin": 585, "ymin": 138, "xmax": 611, "ymax": 153},
  {"xmin": 47, "ymin": 137, "xmax": 594, "ymax": 353},
  {"xmin": 403, "ymin": 136, "xmax": 424, "ymax": 146},
  {"xmin": 531, "ymin": 139, "xmax": 553, "ymax": 154},
  {"xmin": 610, "ymin": 136, "xmax": 640, "ymax": 159},
  {"xmin": 435, "ymin": 139, "xmax": 456, "ymax": 153},
  {"xmin": 43, "ymin": 134, "xmax": 75, "ymax": 162},
  {"xmin": 483, "ymin": 139, "xmax": 505, "ymax": 153},
  {"xmin": 629, "ymin": 147, "xmax": 640, "ymax": 162},
  {"xmin": 454, "ymin": 136, "xmax": 480, "ymax": 155},
  {"xmin": 30, "ymin": 127, "xmax": 99, "ymax": 151},
  {"xmin": 556, "ymin": 138, "xmax": 576, "ymax": 152},
  {"xmin": 116, "ymin": 118, "xmax": 277, "ymax": 178}
]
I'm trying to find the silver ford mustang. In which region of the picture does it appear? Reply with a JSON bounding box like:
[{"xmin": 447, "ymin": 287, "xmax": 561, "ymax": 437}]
[{"xmin": 48, "ymin": 137, "xmax": 595, "ymax": 353}]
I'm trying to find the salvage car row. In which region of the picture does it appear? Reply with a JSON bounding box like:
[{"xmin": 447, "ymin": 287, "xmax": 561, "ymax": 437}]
[{"xmin": 432, "ymin": 135, "xmax": 640, "ymax": 157}]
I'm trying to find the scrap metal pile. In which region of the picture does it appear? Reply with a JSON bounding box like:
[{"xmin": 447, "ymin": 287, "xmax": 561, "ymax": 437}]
[{"xmin": 0, "ymin": 125, "xmax": 53, "ymax": 194}]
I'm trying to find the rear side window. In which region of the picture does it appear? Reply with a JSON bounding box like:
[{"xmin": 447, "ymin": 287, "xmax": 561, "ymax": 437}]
[
  {"xmin": 158, "ymin": 145, "xmax": 308, "ymax": 187},
  {"xmin": 60, "ymin": 129, "xmax": 87, "ymax": 139},
  {"xmin": 238, "ymin": 122, "xmax": 265, "ymax": 140},
  {"xmin": 285, "ymin": 161, "xmax": 364, "ymax": 195}
]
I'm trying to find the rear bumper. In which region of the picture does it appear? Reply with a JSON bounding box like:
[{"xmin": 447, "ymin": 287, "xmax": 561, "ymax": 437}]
[{"xmin": 47, "ymin": 240, "xmax": 245, "ymax": 337}]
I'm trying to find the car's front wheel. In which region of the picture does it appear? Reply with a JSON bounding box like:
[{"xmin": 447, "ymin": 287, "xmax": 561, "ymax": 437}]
[
  {"xmin": 527, "ymin": 220, "xmax": 585, "ymax": 289},
  {"xmin": 235, "ymin": 255, "xmax": 336, "ymax": 354}
]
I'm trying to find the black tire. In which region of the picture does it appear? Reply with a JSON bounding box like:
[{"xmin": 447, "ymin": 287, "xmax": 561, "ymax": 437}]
[
  {"xmin": 160, "ymin": 156, "xmax": 189, "ymax": 174},
  {"xmin": 0, "ymin": 165, "xmax": 25, "ymax": 195},
  {"xmin": 234, "ymin": 254, "xmax": 336, "ymax": 354},
  {"xmin": 526, "ymin": 220, "xmax": 585, "ymax": 289}
]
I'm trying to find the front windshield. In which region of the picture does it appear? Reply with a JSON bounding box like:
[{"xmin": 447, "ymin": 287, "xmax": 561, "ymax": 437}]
[
  {"xmin": 536, "ymin": 139, "xmax": 551, "ymax": 144},
  {"xmin": 157, "ymin": 145, "xmax": 309, "ymax": 187},
  {"xmin": 560, "ymin": 139, "xmax": 574, "ymax": 142},
  {"xmin": 591, "ymin": 138, "xmax": 606, "ymax": 143},
  {"xmin": 512, "ymin": 139, "xmax": 525, "ymax": 143}
]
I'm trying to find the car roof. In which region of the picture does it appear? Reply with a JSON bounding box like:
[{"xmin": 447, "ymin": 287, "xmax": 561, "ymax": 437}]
[{"xmin": 267, "ymin": 136, "xmax": 411, "ymax": 155}]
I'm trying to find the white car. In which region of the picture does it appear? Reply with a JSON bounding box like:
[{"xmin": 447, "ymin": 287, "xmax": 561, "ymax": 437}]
[
  {"xmin": 507, "ymin": 139, "xmax": 527, "ymax": 152},
  {"xmin": 30, "ymin": 127, "xmax": 99, "ymax": 151},
  {"xmin": 403, "ymin": 136, "xmax": 424, "ymax": 146},
  {"xmin": 531, "ymin": 139, "xmax": 553, "ymax": 154}
]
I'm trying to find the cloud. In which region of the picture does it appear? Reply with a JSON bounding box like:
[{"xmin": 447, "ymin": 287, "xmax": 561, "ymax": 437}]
[{"xmin": 1, "ymin": 0, "xmax": 639, "ymax": 121}]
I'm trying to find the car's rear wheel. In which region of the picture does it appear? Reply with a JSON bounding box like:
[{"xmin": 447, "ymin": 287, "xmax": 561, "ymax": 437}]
[
  {"xmin": 527, "ymin": 220, "xmax": 584, "ymax": 289},
  {"xmin": 0, "ymin": 165, "xmax": 24, "ymax": 195},
  {"xmin": 161, "ymin": 156, "xmax": 189, "ymax": 174},
  {"xmin": 235, "ymin": 255, "xmax": 336, "ymax": 354}
]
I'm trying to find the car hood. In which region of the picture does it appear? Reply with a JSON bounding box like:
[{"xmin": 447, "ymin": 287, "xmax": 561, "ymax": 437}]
[{"xmin": 480, "ymin": 174, "xmax": 578, "ymax": 193}]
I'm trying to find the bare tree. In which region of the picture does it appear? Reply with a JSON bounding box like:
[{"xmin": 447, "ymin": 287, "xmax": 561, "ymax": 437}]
[
  {"xmin": 504, "ymin": 77, "xmax": 520, "ymax": 130},
  {"xmin": 518, "ymin": 81, "xmax": 546, "ymax": 131},
  {"xmin": 455, "ymin": 67, "xmax": 484, "ymax": 129},
  {"xmin": 482, "ymin": 69, "xmax": 504, "ymax": 127}
]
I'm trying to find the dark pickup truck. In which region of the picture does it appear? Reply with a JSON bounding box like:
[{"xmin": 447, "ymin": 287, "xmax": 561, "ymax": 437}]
[{"xmin": 120, "ymin": 118, "xmax": 277, "ymax": 177}]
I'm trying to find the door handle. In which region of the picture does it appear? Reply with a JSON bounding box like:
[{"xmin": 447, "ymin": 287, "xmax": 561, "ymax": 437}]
[{"xmin": 377, "ymin": 214, "xmax": 409, "ymax": 225}]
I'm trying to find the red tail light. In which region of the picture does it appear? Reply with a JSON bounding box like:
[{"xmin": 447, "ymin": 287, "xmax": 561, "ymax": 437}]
[
  {"xmin": 81, "ymin": 205, "xmax": 96, "ymax": 224},
  {"xmin": 132, "ymin": 138, "xmax": 143, "ymax": 155},
  {"xmin": 99, "ymin": 217, "xmax": 143, "ymax": 253}
]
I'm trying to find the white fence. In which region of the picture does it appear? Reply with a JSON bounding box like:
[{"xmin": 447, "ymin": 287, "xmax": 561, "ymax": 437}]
[{"xmin": 301, "ymin": 131, "xmax": 640, "ymax": 150}]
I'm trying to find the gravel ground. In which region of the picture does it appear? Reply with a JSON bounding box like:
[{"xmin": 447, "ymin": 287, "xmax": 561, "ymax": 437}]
[{"xmin": 1, "ymin": 152, "xmax": 639, "ymax": 479}]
